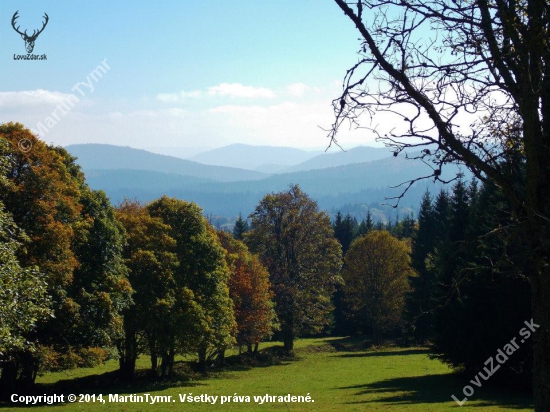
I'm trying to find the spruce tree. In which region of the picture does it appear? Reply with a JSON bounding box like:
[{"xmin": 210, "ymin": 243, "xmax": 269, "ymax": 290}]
[
  {"xmin": 357, "ymin": 210, "xmax": 374, "ymax": 236},
  {"xmin": 406, "ymin": 191, "xmax": 437, "ymax": 342},
  {"xmin": 233, "ymin": 213, "xmax": 250, "ymax": 240},
  {"xmin": 333, "ymin": 211, "xmax": 356, "ymax": 256}
]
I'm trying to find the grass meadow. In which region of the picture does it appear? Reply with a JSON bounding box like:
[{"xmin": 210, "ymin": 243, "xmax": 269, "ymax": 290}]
[{"xmin": 5, "ymin": 337, "xmax": 533, "ymax": 411}]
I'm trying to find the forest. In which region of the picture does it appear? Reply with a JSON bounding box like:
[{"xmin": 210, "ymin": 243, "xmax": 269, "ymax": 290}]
[{"xmin": 0, "ymin": 123, "xmax": 532, "ymax": 408}]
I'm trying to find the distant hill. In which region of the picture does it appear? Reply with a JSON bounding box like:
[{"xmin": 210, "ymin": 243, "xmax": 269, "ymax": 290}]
[
  {"xmin": 145, "ymin": 146, "xmax": 212, "ymax": 159},
  {"xmin": 284, "ymin": 146, "xmax": 393, "ymax": 172},
  {"xmin": 83, "ymin": 169, "xmax": 433, "ymax": 220},
  {"xmin": 201, "ymin": 154, "xmax": 467, "ymax": 196},
  {"xmin": 79, "ymin": 149, "xmax": 469, "ymax": 218},
  {"xmin": 66, "ymin": 144, "xmax": 268, "ymax": 182},
  {"xmin": 253, "ymin": 164, "xmax": 289, "ymax": 174},
  {"xmin": 188, "ymin": 143, "xmax": 322, "ymax": 170},
  {"xmin": 84, "ymin": 169, "xmax": 214, "ymax": 196}
]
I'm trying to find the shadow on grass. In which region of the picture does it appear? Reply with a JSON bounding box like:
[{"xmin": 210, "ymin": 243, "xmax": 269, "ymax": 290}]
[
  {"xmin": 2, "ymin": 345, "xmax": 299, "ymax": 408},
  {"xmin": 1, "ymin": 372, "xmax": 206, "ymax": 409},
  {"xmin": 53, "ymin": 368, "xmax": 205, "ymax": 393},
  {"xmin": 216, "ymin": 345, "xmax": 300, "ymax": 373},
  {"xmin": 324, "ymin": 336, "xmax": 432, "ymax": 358},
  {"xmin": 339, "ymin": 373, "xmax": 534, "ymax": 409},
  {"xmin": 335, "ymin": 348, "xmax": 432, "ymax": 358},
  {"xmin": 325, "ymin": 335, "xmax": 373, "ymax": 352}
]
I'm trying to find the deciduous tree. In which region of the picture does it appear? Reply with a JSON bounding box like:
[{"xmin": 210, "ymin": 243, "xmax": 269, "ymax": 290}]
[
  {"xmin": 0, "ymin": 123, "xmax": 131, "ymax": 384},
  {"xmin": 0, "ymin": 139, "xmax": 51, "ymax": 395},
  {"xmin": 115, "ymin": 199, "xmax": 179, "ymax": 380},
  {"xmin": 246, "ymin": 185, "xmax": 342, "ymax": 351},
  {"xmin": 217, "ymin": 231, "xmax": 277, "ymax": 353},
  {"xmin": 343, "ymin": 230, "xmax": 413, "ymax": 343},
  {"xmin": 147, "ymin": 196, "xmax": 235, "ymax": 371}
]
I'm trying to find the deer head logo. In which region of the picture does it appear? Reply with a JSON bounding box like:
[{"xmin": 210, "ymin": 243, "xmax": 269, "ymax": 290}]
[{"xmin": 11, "ymin": 11, "xmax": 49, "ymax": 53}]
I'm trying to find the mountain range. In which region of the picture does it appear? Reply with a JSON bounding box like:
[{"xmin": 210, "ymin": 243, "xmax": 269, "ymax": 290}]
[
  {"xmin": 66, "ymin": 143, "xmax": 467, "ymax": 222},
  {"xmin": 66, "ymin": 144, "xmax": 267, "ymax": 182},
  {"xmin": 188, "ymin": 143, "xmax": 323, "ymax": 173}
]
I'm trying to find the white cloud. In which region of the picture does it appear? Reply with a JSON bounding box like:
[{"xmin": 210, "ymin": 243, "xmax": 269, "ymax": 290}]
[
  {"xmin": 4, "ymin": 81, "xmax": 375, "ymax": 150},
  {"xmin": 157, "ymin": 94, "xmax": 179, "ymax": 103},
  {"xmin": 286, "ymin": 83, "xmax": 309, "ymax": 97},
  {"xmin": 0, "ymin": 90, "xmax": 78, "ymax": 108},
  {"xmin": 157, "ymin": 90, "xmax": 202, "ymax": 103},
  {"xmin": 208, "ymin": 100, "xmax": 370, "ymax": 147},
  {"xmin": 156, "ymin": 83, "xmax": 275, "ymax": 103},
  {"xmin": 208, "ymin": 83, "xmax": 276, "ymax": 99}
]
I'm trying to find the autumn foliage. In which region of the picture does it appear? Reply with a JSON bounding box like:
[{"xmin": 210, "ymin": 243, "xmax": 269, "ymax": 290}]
[
  {"xmin": 217, "ymin": 231, "xmax": 277, "ymax": 352},
  {"xmin": 342, "ymin": 230, "xmax": 412, "ymax": 343},
  {"xmin": 0, "ymin": 123, "xmax": 132, "ymax": 394}
]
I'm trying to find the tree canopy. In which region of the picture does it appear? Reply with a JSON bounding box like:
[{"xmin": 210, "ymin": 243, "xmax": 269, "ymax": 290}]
[
  {"xmin": 147, "ymin": 196, "xmax": 236, "ymax": 370},
  {"xmin": 217, "ymin": 231, "xmax": 277, "ymax": 352},
  {"xmin": 343, "ymin": 230, "xmax": 412, "ymax": 343},
  {"xmin": 246, "ymin": 185, "xmax": 342, "ymax": 351},
  {"xmin": 0, "ymin": 123, "xmax": 131, "ymax": 390},
  {"xmin": 115, "ymin": 199, "xmax": 179, "ymax": 380}
]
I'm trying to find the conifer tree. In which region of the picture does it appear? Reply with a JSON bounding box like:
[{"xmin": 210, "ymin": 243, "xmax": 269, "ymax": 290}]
[
  {"xmin": 358, "ymin": 210, "xmax": 374, "ymax": 236},
  {"xmin": 406, "ymin": 191, "xmax": 437, "ymax": 342},
  {"xmin": 333, "ymin": 211, "xmax": 357, "ymax": 255},
  {"xmin": 233, "ymin": 213, "xmax": 250, "ymax": 240}
]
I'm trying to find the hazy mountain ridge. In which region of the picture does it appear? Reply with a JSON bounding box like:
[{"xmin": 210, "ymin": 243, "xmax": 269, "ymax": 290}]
[
  {"xmin": 66, "ymin": 144, "xmax": 268, "ymax": 182},
  {"xmin": 68, "ymin": 144, "xmax": 468, "ymax": 220},
  {"xmin": 188, "ymin": 143, "xmax": 322, "ymax": 170},
  {"xmin": 285, "ymin": 145, "xmax": 394, "ymax": 172},
  {"xmin": 191, "ymin": 155, "xmax": 466, "ymax": 196}
]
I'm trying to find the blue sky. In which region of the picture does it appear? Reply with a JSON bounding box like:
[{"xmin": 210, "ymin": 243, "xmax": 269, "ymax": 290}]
[{"xmin": 0, "ymin": 0, "xmax": 379, "ymax": 151}]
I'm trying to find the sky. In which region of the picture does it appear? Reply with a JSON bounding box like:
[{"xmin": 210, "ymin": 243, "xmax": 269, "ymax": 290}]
[{"xmin": 0, "ymin": 0, "xmax": 380, "ymax": 151}]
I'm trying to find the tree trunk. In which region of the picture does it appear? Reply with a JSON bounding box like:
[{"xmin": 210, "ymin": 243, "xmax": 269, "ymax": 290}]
[
  {"xmin": 282, "ymin": 323, "xmax": 294, "ymax": 352},
  {"xmin": 0, "ymin": 359, "xmax": 17, "ymax": 400},
  {"xmin": 150, "ymin": 353, "xmax": 158, "ymax": 375},
  {"xmin": 198, "ymin": 346, "xmax": 207, "ymax": 371},
  {"xmin": 372, "ymin": 324, "xmax": 381, "ymax": 345},
  {"xmin": 532, "ymin": 265, "xmax": 550, "ymax": 411},
  {"xmin": 254, "ymin": 343, "xmax": 259, "ymax": 353},
  {"xmin": 168, "ymin": 346, "xmax": 175, "ymax": 380},
  {"xmin": 217, "ymin": 350, "xmax": 225, "ymax": 366},
  {"xmin": 119, "ymin": 357, "xmax": 136, "ymax": 381},
  {"xmin": 160, "ymin": 352, "xmax": 168, "ymax": 379},
  {"xmin": 520, "ymin": 68, "xmax": 550, "ymax": 411},
  {"xmin": 119, "ymin": 317, "xmax": 137, "ymax": 381}
]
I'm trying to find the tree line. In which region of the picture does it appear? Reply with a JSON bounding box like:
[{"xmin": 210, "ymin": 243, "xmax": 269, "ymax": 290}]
[
  {"xmin": 1, "ymin": 122, "xmax": 531, "ymax": 398},
  {"xmin": 0, "ymin": 124, "xmax": 342, "ymax": 396},
  {"xmin": 329, "ymin": 176, "xmax": 531, "ymax": 388}
]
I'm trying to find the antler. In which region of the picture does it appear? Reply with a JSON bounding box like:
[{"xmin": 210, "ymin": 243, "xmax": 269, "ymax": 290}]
[
  {"xmin": 11, "ymin": 11, "xmax": 27, "ymax": 37},
  {"xmin": 31, "ymin": 13, "xmax": 49, "ymax": 39},
  {"xmin": 11, "ymin": 11, "xmax": 49, "ymax": 39}
]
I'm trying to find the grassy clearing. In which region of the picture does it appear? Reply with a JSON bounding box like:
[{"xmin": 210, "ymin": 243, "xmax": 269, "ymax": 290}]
[{"xmin": 5, "ymin": 337, "xmax": 533, "ymax": 411}]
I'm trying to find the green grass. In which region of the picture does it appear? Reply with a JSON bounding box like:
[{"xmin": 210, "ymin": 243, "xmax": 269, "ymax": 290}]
[{"xmin": 5, "ymin": 337, "xmax": 533, "ymax": 411}]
